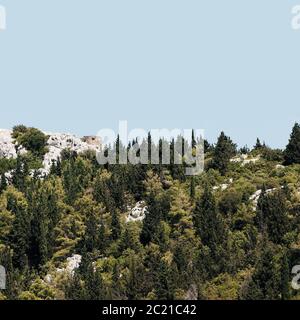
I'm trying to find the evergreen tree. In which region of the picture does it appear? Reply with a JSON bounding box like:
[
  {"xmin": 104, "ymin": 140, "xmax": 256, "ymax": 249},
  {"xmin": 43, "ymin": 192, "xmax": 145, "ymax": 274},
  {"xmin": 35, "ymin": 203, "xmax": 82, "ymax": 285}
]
[
  {"xmin": 155, "ymin": 259, "xmax": 174, "ymax": 300},
  {"xmin": 0, "ymin": 173, "xmax": 7, "ymax": 192},
  {"xmin": 83, "ymin": 212, "xmax": 99, "ymax": 252},
  {"xmin": 255, "ymin": 190, "xmax": 289, "ymax": 244},
  {"xmin": 254, "ymin": 138, "xmax": 263, "ymax": 150},
  {"xmin": 127, "ymin": 255, "xmax": 139, "ymax": 300},
  {"xmin": 0, "ymin": 247, "xmax": 19, "ymax": 299},
  {"xmin": 193, "ymin": 186, "xmax": 227, "ymax": 277},
  {"xmin": 29, "ymin": 189, "xmax": 50, "ymax": 268},
  {"xmin": 86, "ymin": 268, "xmax": 105, "ymax": 300},
  {"xmin": 212, "ymin": 132, "xmax": 236, "ymax": 175},
  {"xmin": 243, "ymin": 244, "xmax": 282, "ymax": 300},
  {"xmin": 140, "ymin": 195, "xmax": 169, "ymax": 246},
  {"xmin": 111, "ymin": 210, "xmax": 121, "ymax": 241},
  {"xmin": 65, "ymin": 272, "xmax": 85, "ymax": 300},
  {"xmin": 7, "ymin": 190, "xmax": 30, "ymax": 269},
  {"xmin": 280, "ymin": 251, "xmax": 290, "ymax": 300},
  {"xmin": 284, "ymin": 123, "xmax": 300, "ymax": 165},
  {"xmin": 192, "ymin": 129, "xmax": 196, "ymax": 150},
  {"xmin": 190, "ymin": 177, "xmax": 195, "ymax": 200},
  {"xmin": 193, "ymin": 187, "xmax": 225, "ymax": 247}
]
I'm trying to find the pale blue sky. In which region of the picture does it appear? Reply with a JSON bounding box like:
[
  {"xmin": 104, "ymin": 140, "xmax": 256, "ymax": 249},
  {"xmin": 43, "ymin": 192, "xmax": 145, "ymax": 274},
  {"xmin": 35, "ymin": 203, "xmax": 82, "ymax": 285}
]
[{"xmin": 0, "ymin": 1, "xmax": 299, "ymax": 148}]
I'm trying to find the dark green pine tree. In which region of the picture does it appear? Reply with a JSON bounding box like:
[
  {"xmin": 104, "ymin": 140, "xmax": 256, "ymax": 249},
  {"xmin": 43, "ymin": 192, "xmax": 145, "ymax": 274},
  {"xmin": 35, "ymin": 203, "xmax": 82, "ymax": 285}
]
[
  {"xmin": 83, "ymin": 212, "xmax": 99, "ymax": 252},
  {"xmin": 47, "ymin": 190, "xmax": 60, "ymax": 258},
  {"xmin": 148, "ymin": 131, "xmax": 152, "ymax": 164},
  {"xmin": 193, "ymin": 186, "xmax": 228, "ymax": 277},
  {"xmin": 111, "ymin": 210, "xmax": 121, "ymax": 241},
  {"xmin": 0, "ymin": 247, "xmax": 19, "ymax": 299},
  {"xmin": 204, "ymin": 139, "xmax": 212, "ymax": 153},
  {"xmin": 243, "ymin": 244, "xmax": 281, "ymax": 300},
  {"xmin": 193, "ymin": 187, "xmax": 225, "ymax": 247},
  {"xmin": 50, "ymin": 159, "xmax": 62, "ymax": 176},
  {"xmin": 127, "ymin": 255, "xmax": 139, "ymax": 300},
  {"xmin": 254, "ymin": 138, "xmax": 263, "ymax": 150},
  {"xmin": 212, "ymin": 131, "xmax": 236, "ymax": 175},
  {"xmin": 65, "ymin": 272, "xmax": 86, "ymax": 300},
  {"xmin": 192, "ymin": 129, "xmax": 196, "ymax": 150},
  {"xmin": 140, "ymin": 194, "xmax": 169, "ymax": 246},
  {"xmin": 7, "ymin": 193, "xmax": 31, "ymax": 269},
  {"xmin": 98, "ymin": 221, "xmax": 107, "ymax": 254},
  {"xmin": 86, "ymin": 268, "xmax": 105, "ymax": 300},
  {"xmin": 29, "ymin": 190, "xmax": 49, "ymax": 268},
  {"xmin": 284, "ymin": 123, "xmax": 300, "ymax": 165},
  {"xmin": 155, "ymin": 259, "xmax": 174, "ymax": 300},
  {"xmin": 93, "ymin": 172, "xmax": 115, "ymax": 211},
  {"xmin": 62, "ymin": 161, "xmax": 80, "ymax": 204},
  {"xmin": 280, "ymin": 251, "xmax": 290, "ymax": 300},
  {"xmin": 12, "ymin": 156, "xmax": 29, "ymax": 192},
  {"xmin": 111, "ymin": 263, "xmax": 124, "ymax": 299},
  {"xmin": 0, "ymin": 172, "xmax": 7, "ymax": 192},
  {"xmin": 81, "ymin": 255, "xmax": 105, "ymax": 300},
  {"xmin": 190, "ymin": 177, "xmax": 195, "ymax": 200},
  {"xmin": 255, "ymin": 190, "xmax": 289, "ymax": 244}
]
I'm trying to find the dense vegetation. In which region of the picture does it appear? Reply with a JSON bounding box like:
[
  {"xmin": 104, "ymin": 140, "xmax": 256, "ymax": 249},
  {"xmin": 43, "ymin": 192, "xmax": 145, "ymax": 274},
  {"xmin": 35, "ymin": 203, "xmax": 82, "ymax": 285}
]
[{"xmin": 0, "ymin": 124, "xmax": 300, "ymax": 300}]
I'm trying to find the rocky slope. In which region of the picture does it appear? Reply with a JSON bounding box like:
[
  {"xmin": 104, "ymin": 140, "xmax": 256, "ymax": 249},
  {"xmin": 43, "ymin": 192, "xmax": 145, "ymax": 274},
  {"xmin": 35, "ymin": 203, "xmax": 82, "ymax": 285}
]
[{"xmin": 0, "ymin": 129, "xmax": 101, "ymax": 174}]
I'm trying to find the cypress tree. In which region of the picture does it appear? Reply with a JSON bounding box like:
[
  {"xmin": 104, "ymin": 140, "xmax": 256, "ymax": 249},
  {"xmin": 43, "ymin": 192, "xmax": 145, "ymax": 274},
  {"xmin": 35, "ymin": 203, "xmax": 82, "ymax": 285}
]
[
  {"xmin": 190, "ymin": 177, "xmax": 195, "ymax": 200},
  {"xmin": 7, "ymin": 192, "xmax": 31, "ymax": 269},
  {"xmin": 193, "ymin": 187, "xmax": 225, "ymax": 247},
  {"xmin": 280, "ymin": 251, "xmax": 290, "ymax": 300},
  {"xmin": 193, "ymin": 186, "xmax": 227, "ymax": 277},
  {"xmin": 111, "ymin": 210, "xmax": 121, "ymax": 241},
  {"xmin": 284, "ymin": 123, "xmax": 300, "ymax": 165}
]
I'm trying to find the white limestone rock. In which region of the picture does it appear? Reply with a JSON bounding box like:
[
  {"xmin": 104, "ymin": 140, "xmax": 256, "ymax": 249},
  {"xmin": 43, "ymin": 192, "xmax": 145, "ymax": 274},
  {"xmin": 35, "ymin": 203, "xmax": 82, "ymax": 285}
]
[
  {"xmin": 0, "ymin": 130, "xmax": 101, "ymax": 174},
  {"xmin": 126, "ymin": 201, "xmax": 147, "ymax": 223},
  {"xmin": 230, "ymin": 154, "xmax": 260, "ymax": 166},
  {"xmin": 56, "ymin": 254, "xmax": 82, "ymax": 275},
  {"xmin": 212, "ymin": 178, "xmax": 234, "ymax": 192},
  {"xmin": 42, "ymin": 133, "xmax": 101, "ymax": 173},
  {"xmin": 0, "ymin": 129, "xmax": 18, "ymax": 158},
  {"xmin": 249, "ymin": 187, "xmax": 282, "ymax": 211}
]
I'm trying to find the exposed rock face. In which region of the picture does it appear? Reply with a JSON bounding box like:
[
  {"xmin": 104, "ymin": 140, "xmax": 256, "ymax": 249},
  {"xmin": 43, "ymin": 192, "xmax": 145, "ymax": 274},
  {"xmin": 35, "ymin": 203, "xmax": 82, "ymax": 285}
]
[
  {"xmin": 0, "ymin": 129, "xmax": 26, "ymax": 158},
  {"xmin": 213, "ymin": 178, "xmax": 233, "ymax": 192},
  {"xmin": 43, "ymin": 133, "xmax": 101, "ymax": 172},
  {"xmin": 230, "ymin": 154, "xmax": 260, "ymax": 166},
  {"xmin": 56, "ymin": 254, "xmax": 82, "ymax": 275},
  {"xmin": 82, "ymin": 136, "xmax": 102, "ymax": 147},
  {"xmin": 0, "ymin": 129, "xmax": 102, "ymax": 176},
  {"xmin": 45, "ymin": 254, "xmax": 82, "ymax": 284},
  {"xmin": 249, "ymin": 187, "xmax": 282, "ymax": 211},
  {"xmin": 126, "ymin": 201, "xmax": 147, "ymax": 223}
]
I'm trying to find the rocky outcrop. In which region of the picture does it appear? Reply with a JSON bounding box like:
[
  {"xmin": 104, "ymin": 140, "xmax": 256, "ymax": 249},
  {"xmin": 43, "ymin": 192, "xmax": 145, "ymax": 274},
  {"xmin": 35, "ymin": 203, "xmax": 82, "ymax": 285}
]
[
  {"xmin": 126, "ymin": 201, "xmax": 147, "ymax": 223},
  {"xmin": 0, "ymin": 129, "xmax": 102, "ymax": 176},
  {"xmin": 82, "ymin": 136, "xmax": 102, "ymax": 147},
  {"xmin": 56, "ymin": 254, "xmax": 82, "ymax": 275},
  {"xmin": 0, "ymin": 129, "xmax": 26, "ymax": 158},
  {"xmin": 44, "ymin": 254, "xmax": 82, "ymax": 284},
  {"xmin": 213, "ymin": 178, "xmax": 233, "ymax": 192},
  {"xmin": 230, "ymin": 154, "xmax": 260, "ymax": 166},
  {"xmin": 249, "ymin": 187, "xmax": 283, "ymax": 211},
  {"xmin": 43, "ymin": 133, "xmax": 101, "ymax": 172}
]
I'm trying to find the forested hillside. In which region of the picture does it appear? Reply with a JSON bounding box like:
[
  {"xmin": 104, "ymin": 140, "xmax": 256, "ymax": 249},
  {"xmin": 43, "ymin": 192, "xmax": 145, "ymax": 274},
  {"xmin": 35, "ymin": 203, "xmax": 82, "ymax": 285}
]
[{"xmin": 0, "ymin": 124, "xmax": 300, "ymax": 300}]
